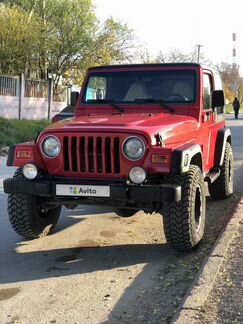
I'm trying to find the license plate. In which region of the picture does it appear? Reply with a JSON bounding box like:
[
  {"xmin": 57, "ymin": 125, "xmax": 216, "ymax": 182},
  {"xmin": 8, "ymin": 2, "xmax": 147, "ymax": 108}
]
[{"xmin": 56, "ymin": 184, "xmax": 110, "ymax": 197}]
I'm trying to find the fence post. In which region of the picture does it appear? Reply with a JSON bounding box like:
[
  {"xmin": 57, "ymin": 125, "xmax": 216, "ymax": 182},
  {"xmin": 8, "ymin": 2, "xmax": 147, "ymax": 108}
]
[
  {"xmin": 47, "ymin": 78, "xmax": 53, "ymax": 120},
  {"xmin": 67, "ymin": 86, "xmax": 71, "ymax": 105},
  {"xmin": 19, "ymin": 73, "xmax": 24, "ymax": 120}
]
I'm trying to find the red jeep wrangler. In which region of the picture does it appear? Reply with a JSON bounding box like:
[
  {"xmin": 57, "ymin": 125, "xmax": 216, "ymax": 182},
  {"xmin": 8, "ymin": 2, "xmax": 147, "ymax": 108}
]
[{"xmin": 4, "ymin": 63, "xmax": 233, "ymax": 251}]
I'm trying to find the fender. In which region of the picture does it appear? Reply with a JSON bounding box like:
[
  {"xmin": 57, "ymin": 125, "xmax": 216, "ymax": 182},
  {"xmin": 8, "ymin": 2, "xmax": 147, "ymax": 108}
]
[
  {"xmin": 6, "ymin": 143, "xmax": 46, "ymax": 169},
  {"xmin": 172, "ymin": 144, "xmax": 203, "ymax": 174},
  {"xmin": 6, "ymin": 145, "xmax": 16, "ymax": 166},
  {"xmin": 214, "ymin": 128, "xmax": 232, "ymax": 167}
]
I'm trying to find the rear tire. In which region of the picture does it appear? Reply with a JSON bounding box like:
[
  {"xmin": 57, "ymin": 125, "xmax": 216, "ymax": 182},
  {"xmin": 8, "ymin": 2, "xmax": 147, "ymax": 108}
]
[
  {"xmin": 208, "ymin": 142, "xmax": 233, "ymax": 199},
  {"xmin": 8, "ymin": 168, "xmax": 61, "ymax": 239},
  {"xmin": 162, "ymin": 165, "xmax": 206, "ymax": 251}
]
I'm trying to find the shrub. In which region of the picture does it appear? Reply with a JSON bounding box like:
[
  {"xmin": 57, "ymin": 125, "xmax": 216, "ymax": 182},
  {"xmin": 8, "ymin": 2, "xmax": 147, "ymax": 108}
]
[{"xmin": 0, "ymin": 118, "xmax": 50, "ymax": 148}]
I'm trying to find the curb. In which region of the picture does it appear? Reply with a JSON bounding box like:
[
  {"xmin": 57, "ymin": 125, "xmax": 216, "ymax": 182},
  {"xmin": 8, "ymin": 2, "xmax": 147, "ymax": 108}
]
[{"xmin": 171, "ymin": 196, "xmax": 243, "ymax": 324}]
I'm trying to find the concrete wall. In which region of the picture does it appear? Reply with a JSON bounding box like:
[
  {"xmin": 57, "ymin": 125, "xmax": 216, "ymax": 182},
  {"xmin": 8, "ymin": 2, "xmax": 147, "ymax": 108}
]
[{"xmin": 0, "ymin": 95, "xmax": 67, "ymax": 120}]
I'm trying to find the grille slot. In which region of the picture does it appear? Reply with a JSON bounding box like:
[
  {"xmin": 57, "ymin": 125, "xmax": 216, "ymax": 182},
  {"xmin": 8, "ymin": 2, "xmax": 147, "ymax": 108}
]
[
  {"xmin": 80, "ymin": 137, "xmax": 85, "ymax": 172},
  {"xmin": 88, "ymin": 137, "xmax": 94, "ymax": 172},
  {"xmin": 105, "ymin": 137, "xmax": 111, "ymax": 173},
  {"xmin": 114, "ymin": 137, "xmax": 120, "ymax": 173},
  {"xmin": 71, "ymin": 137, "xmax": 78, "ymax": 172},
  {"xmin": 63, "ymin": 137, "xmax": 69, "ymax": 171},
  {"xmin": 97, "ymin": 137, "xmax": 103, "ymax": 173},
  {"xmin": 63, "ymin": 135, "xmax": 120, "ymax": 174}
]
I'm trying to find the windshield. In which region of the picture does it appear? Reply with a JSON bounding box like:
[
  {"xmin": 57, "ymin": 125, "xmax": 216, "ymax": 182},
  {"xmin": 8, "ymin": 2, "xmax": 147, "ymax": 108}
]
[{"xmin": 82, "ymin": 69, "xmax": 196, "ymax": 104}]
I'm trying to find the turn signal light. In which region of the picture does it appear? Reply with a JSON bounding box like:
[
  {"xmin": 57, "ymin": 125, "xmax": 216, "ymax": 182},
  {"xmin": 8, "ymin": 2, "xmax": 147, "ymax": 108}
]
[
  {"xmin": 151, "ymin": 154, "xmax": 169, "ymax": 164},
  {"xmin": 16, "ymin": 150, "xmax": 32, "ymax": 159}
]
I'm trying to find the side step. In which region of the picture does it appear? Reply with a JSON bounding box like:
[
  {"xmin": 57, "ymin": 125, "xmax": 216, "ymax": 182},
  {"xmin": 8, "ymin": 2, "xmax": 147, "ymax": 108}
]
[{"xmin": 205, "ymin": 168, "xmax": 221, "ymax": 183}]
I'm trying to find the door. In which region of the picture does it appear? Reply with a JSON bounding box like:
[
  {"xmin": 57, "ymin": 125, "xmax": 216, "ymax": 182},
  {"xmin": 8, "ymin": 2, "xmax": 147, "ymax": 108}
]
[{"xmin": 201, "ymin": 72, "xmax": 225, "ymax": 171}]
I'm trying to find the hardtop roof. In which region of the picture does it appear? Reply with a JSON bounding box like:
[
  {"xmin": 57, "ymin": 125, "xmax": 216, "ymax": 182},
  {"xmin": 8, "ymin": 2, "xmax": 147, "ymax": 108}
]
[{"xmin": 88, "ymin": 63, "xmax": 201, "ymax": 71}]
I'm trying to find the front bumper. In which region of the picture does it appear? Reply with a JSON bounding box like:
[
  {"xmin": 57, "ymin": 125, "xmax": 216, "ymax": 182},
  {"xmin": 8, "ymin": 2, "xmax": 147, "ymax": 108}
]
[{"xmin": 3, "ymin": 178, "xmax": 181, "ymax": 203}]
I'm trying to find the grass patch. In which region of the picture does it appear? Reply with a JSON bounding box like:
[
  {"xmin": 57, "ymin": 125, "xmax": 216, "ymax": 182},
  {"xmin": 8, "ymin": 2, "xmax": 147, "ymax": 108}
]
[
  {"xmin": 0, "ymin": 118, "xmax": 51, "ymax": 148},
  {"xmin": 225, "ymin": 103, "xmax": 233, "ymax": 114}
]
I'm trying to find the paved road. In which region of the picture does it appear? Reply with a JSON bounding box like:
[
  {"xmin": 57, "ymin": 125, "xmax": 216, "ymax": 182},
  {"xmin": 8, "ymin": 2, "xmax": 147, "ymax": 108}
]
[{"xmin": 0, "ymin": 115, "xmax": 243, "ymax": 324}]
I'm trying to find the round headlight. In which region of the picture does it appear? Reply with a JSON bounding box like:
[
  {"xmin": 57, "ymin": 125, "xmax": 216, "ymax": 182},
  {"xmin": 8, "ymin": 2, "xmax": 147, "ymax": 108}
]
[
  {"xmin": 123, "ymin": 137, "xmax": 145, "ymax": 161},
  {"xmin": 23, "ymin": 163, "xmax": 38, "ymax": 180},
  {"xmin": 129, "ymin": 166, "xmax": 146, "ymax": 184},
  {"xmin": 41, "ymin": 136, "xmax": 61, "ymax": 158}
]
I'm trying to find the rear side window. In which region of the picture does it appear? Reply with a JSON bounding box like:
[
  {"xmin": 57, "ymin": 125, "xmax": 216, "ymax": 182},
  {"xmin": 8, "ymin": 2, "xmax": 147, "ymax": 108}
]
[
  {"xmin": 203, "ymin": 74, "xmax": 213, "ymax": 109},
  {"xmin": 214, "ymin": 72, "xmax": 223, "ymax": 90}
]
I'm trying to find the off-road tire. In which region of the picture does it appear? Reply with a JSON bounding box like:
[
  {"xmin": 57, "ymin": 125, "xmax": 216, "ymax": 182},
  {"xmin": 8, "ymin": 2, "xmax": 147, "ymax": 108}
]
[
  {"xmin": 8, "ymin": 168, "xmax": 61, "ymax": 239},
  {"xmin": 114, "ymin": 208, "xmax": 137, "ymax": 217},
  {"xmin": 208, "ymin": 142, "xmax": 233, "ymax": 199},
  {"xmin": 162, "ymin": 165, "xmax": 206, "ymax": 251}
]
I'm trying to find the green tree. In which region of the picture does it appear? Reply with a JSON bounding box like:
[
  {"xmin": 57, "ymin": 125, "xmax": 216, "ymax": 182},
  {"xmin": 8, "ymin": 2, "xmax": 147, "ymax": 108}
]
[
  {"xmin": 215, "ymin": 62, "xmax": 243, "ymax": 102},
  {"xmin": 46, "ymin": 0, "xmax": 97, "ymax": 85},
  {"xmin": 2, "ymin": 1, "xmax": 136, "ymax": 88},
  {"xmin": 92, "ymin": 18, "xmax": 135, "ymax": 65},
  {"xmin": 64, "ymin": 17, "xmax": 136, "ymax": 85},
  {"xmin": 6, "ymin": 0, "xmax": 97, "ymax": 83},
  {"xmin": 0, "ymin": 5, "xmax": 42, "ymax": 74}
]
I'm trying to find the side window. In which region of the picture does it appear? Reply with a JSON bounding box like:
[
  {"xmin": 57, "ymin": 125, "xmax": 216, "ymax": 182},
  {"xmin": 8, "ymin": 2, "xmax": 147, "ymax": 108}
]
[
  {"xmin": 203, "ymin": 74, "xmax": 213, "ymax": 109},
  {"xmin": 214, "ymin": 72, "xmax": 223, "ymax": 90},
  {"xmin": 85, "ymin": 77, "xmax": 107, "ymax": 101},
  {"xmin": 214, "ymin": 72, "xmax": 224, "ymax": 114}
]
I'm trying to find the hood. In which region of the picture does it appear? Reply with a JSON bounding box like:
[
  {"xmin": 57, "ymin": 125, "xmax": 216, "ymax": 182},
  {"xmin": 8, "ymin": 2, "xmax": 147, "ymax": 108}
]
[{"xmin": 45, "ymin": 111, "xmax": 198, "ymax": 146}]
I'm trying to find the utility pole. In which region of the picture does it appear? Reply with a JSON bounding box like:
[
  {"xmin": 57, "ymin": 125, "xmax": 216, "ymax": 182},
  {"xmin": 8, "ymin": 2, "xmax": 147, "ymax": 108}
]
[{"xmin": 196, "ymin": 44, "xmax": 203, "ymax": 63}]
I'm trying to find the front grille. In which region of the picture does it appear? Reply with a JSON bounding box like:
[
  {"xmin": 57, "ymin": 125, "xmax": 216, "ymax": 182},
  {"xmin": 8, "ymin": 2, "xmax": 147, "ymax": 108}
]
[{"xmin": 63, "ymin": 135, "xmax": 120, "ymax": 174}]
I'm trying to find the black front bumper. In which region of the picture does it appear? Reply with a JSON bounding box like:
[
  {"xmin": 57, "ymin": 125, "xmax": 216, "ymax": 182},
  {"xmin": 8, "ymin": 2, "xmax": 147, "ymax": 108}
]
[{"xmin": 3, "ymin": 178, "xmax": 181, "ymax": 203}]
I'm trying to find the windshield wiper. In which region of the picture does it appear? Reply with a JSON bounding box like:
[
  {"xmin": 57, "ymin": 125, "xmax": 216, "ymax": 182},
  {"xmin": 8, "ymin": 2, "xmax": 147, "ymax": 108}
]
[
  {"xmin": 87, "ymin": 99, "xmax": 124, "ymax": 113},
  {"xmin": 133, "ymin": 98, "xmax": 174, "ymax": 113}
]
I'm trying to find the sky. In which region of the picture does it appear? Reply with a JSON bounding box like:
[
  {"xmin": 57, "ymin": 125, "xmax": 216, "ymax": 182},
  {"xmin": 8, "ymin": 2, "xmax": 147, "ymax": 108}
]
[{"xmin": 94, "ymin": 0, "xmax": 243, "ymax": 74}]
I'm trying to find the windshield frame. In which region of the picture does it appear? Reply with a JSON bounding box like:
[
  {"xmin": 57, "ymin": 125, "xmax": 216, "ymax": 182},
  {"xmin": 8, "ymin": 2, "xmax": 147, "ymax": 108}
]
[{"xmin": 81, "ymin": 68, "xmax": 198, "ymax": 106}]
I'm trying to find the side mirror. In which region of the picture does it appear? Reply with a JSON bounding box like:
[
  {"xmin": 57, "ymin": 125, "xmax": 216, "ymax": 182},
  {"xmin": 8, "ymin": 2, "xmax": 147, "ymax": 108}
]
[
  {"xmin": 212, "ymin": 90, "xmax": 225, "ymax": 109},
  {"xmin": 70, "ymin": 91, "xmax": 79, "ymax": 106}
]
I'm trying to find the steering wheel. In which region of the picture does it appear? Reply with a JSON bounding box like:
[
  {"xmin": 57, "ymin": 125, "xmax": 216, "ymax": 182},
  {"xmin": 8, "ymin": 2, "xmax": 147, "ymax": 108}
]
[{"xmin": 165, "ymin": 93, "xmax": 189, "ymax": 101}]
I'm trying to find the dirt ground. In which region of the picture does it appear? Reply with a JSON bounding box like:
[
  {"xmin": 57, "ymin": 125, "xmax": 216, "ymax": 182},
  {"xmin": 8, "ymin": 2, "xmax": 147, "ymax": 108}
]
[{"xmin": 1, "ymin": 116, "xmax": 243, "ymax": 324}]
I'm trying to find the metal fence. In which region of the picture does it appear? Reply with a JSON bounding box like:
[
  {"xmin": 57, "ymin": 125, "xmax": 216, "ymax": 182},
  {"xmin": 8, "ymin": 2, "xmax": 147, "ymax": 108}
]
[
  {"xmin": 53, "ymin": 85, "xmax": 69, "ymax": 102},
  {"xmin": 0, "ymin": 74, "xmax": 68, "ymax": 102},
  {"xmin": 0, "ymin": 73, "xmax": 69, "ymax": 119},
  {"xmin": 25, "ymin": 79, "xmax": 49, "ymax": 98},
  {"xmin": 0, "ymin": 75, "xmax": 19, "ymax": 96}
]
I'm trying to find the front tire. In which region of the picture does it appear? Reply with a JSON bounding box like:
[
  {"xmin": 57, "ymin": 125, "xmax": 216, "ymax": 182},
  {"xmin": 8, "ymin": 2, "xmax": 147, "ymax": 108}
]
[
  {"xmin": 208, "ymin": 142, "xmax": 233, "ymax": 199},
  {"xmin": 162, "ymin": 165, "xmax": 206, "ymax": 251},
  {"xmin": 8, "ymin": 168, "xmax": 61, "ymax": 239}
]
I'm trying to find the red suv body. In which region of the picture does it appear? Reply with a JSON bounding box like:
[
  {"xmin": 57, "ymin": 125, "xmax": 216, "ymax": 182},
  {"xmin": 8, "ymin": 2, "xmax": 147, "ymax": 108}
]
[{"xmin": 4, "ymin": 63, "xmax": 233, "ymax": 251}]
